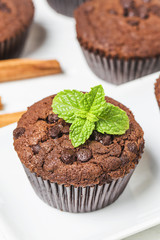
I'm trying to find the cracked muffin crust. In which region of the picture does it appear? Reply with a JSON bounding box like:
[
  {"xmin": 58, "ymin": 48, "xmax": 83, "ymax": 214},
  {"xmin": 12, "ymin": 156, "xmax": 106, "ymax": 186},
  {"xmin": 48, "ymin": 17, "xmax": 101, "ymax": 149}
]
[
  {"xmin": 75, "ymin": 0, "xmax": 160, "ymax": 59},
  {"xmin": 0, "ymin": 0, "xmax": 34, "ymax": 59},
  {"xmin": 75, "ymin": 0, "xmax": 160, "ymax": 84},
  {"xmin": 0, "ymin": 0, "xmax": 34, "ymax": 41},
  {"xmin": 13, "ymin": 95, "xmax": 144, "ymax": 187}
]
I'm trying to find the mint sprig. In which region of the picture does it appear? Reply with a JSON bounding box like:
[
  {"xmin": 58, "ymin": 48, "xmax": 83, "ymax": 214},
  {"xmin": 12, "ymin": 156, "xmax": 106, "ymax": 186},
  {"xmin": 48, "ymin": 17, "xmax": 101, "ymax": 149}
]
[{"xmin": 52, "ymin": 85, "xmax": 129, "ymax": 147}]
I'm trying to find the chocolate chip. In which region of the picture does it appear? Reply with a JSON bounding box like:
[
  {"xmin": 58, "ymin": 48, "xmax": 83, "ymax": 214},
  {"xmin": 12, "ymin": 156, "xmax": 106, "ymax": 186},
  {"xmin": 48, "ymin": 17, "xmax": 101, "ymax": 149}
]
[
  {"xmin": 123, "ymin": 8, "xmax": 129, "ymax": 16},
  {"xmin": 100, "ymin": 135, "xmax": 112, "ymax": 146},
  {"xmin": 13, "ymin": 127, "xmax": 25, "ymax": 139},
  {"xmin": 120, "ymin": 0, "xmax": 134, "ymax": 9},
  {"xmin": 109, "ymin": 9, "xmax": 117, "ymax": 15},
  {"xmin": 128, "ymin": 7, "xmax": 138, "ymax": 17},
  {"xmin": 49, "ymin": 125, "xmax": 61, "ymax": 138},
  {"xmin": 61, "ymin": 149, "xmax": 76, "ymax": 164},
  {"xmin": 0, "ymin": 2, "xmax": 10, "ymax": 13},
  {"xmin": 93, "ymin": 131, "xmax": 101, "ymax": 141},
  {"xmin": 57, "ymin": 123, "xmax": 64, "ymax": 131},
  {"xmin": 139, "ymin": 140, "xmax": 145, "ymax": 153},
  {"xmin": 93, "ymin": 131, "xmax": 105, "ymax": 142},
  {"xmin": 77, "ymin": 149, "xmax": 92, "ymax": 162},
  {"xmin": 127, "ymin": 19, "xmax": 139, "ymax": 26},
  {"xmin": 127, "ymin": 142, "xmax": 138, "ymax": 154},
  {"xmin": 137, "ymin": 5, "xmax": 149, "ymax": 19},
  {"xmin": 93, "ymin": 131, "xmax": 112, "ymax": 146},
  {"xmin": 120, "ymin": 0, "xmax": 136, "ymax": 17},
  {"xmin": 150, "ymin": 5, "xmax": 160, "ymax": 17},
  {"xmin": 47, "ymin": 114, "xmax": 59, "ymax": 123},
  {"xmin": 62, "ymin": 125, "xmax": 70, "ymax": 134},
  {"xmin": 32, "ymin": 144, "xmax": 41, "ymax": 154}
]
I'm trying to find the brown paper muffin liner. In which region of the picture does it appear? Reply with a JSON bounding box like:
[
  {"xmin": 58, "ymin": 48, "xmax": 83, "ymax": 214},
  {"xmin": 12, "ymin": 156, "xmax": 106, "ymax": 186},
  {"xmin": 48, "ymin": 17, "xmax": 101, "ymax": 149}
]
[
  {"xmin": 47, "ymin": 0, "xmax": 87, "ymax": 17},
  {"xmin": 81, "ymin": 46, "xmax": 160, "ymax": 85},
  {"xmin": 0, "ymin": 28, "xmax": 29, "ymax": 60},
  {"xmin": 23, "ymin": 165, "xmax": 135, "ymax": 213}
]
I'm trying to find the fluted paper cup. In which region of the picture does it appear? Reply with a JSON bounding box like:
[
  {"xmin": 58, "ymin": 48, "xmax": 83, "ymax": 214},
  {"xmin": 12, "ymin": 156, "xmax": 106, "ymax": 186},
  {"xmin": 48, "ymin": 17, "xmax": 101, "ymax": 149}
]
[
  {"xmin": 23, "ymin": 165, "xmax": 135, "ymax": 213},
  {"xmin": 47, "ymin": 0, "xmax": 87, "ymax": 17},
  {"xmin": 82, "ymin": 46, "xmax": 160, "ymax": 85},
  {"xmin": 0, "ymin": 28, "xmax": 30, "ymax": 60}
]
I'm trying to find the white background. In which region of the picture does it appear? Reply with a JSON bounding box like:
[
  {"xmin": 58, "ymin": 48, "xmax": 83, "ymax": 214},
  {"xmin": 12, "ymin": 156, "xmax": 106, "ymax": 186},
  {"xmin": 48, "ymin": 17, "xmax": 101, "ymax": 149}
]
[{"xmin": 0, "ymin": 0, "xmax": 160, "ymax": 239}]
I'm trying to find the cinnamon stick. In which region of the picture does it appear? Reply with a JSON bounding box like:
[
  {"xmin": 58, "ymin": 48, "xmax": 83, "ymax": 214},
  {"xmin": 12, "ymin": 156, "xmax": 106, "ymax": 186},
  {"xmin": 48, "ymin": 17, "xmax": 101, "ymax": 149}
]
[
  {"xmin": 0, "ymin": 111, "xmax": 26, "ymax": 128},
  {"xmin": 0, "ymin": 59, "xmax": 61, "ymax": 83}
]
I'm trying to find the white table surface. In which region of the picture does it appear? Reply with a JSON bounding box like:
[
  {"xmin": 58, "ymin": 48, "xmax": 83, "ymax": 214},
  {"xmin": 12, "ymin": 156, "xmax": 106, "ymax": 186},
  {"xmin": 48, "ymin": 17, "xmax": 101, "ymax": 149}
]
[
  {"xmin": 124, "ymin": 225, "xmax": 160, "ymax": 240},
  {"xmin": 0, "ymin": 0, "xmax": 160, "ymax": 239}
]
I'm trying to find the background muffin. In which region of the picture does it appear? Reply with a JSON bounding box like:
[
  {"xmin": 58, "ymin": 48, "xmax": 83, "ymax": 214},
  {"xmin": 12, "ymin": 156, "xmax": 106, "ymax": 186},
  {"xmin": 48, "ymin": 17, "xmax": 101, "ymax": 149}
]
[
  {"xmin": 155, "ymin": 77, "xmax": 160, "ymax": 109},
  {"xmin": 47, "ymin": 0, "xmax": 87, "ymax": 17},
  {"xmin": 75, "ymin": 0, "xmax": 160, "ymax": 84},
  {"xmin": 13, "ymin": 87, "xmax": 144, "ymax": 213},
  {"xmin": 0, "ymin": 0, "xmax": 34, "ymax": 59}
]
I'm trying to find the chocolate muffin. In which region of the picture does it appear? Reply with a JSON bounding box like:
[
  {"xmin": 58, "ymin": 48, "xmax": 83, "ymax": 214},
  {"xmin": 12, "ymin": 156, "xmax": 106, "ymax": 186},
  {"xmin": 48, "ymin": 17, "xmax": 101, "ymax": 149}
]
[
  {"xmin": 13, "ymin": 93, "xmax": 144, "ymax": 213},
  {"xmin": 155, "ymin": 77, "xmax": 160, "ymax": 108},
  {"xmin": 46, "ymin": 0, "xmax": 87, "ymax": 17},
  {"xmin": 75, "ymin": 0, "xmax": 160, "ymax": 84},
  {"xmin": 0, "ymin": 0, "xmax": 34, "ymax": 59}
]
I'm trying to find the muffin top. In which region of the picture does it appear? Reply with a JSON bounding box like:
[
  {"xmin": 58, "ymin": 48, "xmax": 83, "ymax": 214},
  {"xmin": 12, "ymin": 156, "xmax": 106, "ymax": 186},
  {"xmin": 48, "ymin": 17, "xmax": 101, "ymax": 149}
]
[
  {"xmin": 75, "ymin": 0, "xmax": 160, "ymax": 59},
  {"xmin": 0, "ymin": 0, "xmax": 34, "ymax": 41},
  {"xmin": 155, "ymin": 77, "xmax": 160, "ymax": 107},
  {"xmin": 13, "ymin": 94, "xmax": 144, "ymax": 187}
]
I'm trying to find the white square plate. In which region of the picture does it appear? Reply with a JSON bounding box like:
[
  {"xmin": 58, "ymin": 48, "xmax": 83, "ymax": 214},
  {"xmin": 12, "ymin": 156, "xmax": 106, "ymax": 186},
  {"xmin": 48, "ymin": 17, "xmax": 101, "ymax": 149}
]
[{"xmin": 0, "ymin": 0, "xmax": 160, "ymax": 239}]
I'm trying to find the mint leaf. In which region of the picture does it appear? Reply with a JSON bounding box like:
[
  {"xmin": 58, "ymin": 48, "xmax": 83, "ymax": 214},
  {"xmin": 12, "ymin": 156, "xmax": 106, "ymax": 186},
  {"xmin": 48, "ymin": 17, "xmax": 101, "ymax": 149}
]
[
  {"xmin": 69, "ymin": 118, "xmax": 95, "ymax": 147},
  {"xmin": 52, "ymin": 90, "xmax": 84, "ymax": 123},
  {"xmin": 75, "ymin": 109, "xmax": 87, "ymax": 119},
  {"xmin": 52, "ymin": 85, "xmax": 130, "ymax": 147},
  {"xmin": 86, "ymin": 113, "xmax": 99, "ymax": 122},
  {"xmin": 96, "ymin": 103, "xmax": 129, "ymax": 135},
  {"xmin": 79, "ymin": 85, "xmax": 106, "ymax": 117},
  {"xmin": 52, "ymin": 85, "xmax": 106, "ymax": 123}
]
